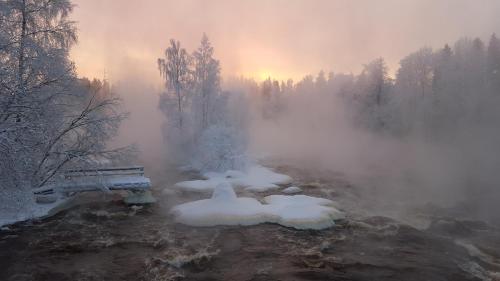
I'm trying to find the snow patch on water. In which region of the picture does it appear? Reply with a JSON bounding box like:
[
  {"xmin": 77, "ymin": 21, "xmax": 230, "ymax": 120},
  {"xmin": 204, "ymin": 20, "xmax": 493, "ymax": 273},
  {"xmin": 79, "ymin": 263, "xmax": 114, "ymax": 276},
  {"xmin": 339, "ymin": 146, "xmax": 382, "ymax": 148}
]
[
  {"xmin": 171, "ymin": 182, "xmax": 344, "ymax": 230},
  {"xmin": 174, "ymin": 165, "xmax": 292, "ymax": 193}
]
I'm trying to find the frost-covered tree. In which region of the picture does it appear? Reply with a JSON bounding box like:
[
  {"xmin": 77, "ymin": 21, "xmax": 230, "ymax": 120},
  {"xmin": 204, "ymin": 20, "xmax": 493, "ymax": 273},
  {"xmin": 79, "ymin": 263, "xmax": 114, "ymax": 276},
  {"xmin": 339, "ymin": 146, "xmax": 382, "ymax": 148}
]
[
  {"xmin": 192, "ymin": 122, "xmax": 247, "ymax": 172},
  {"xmin": 315, "ymin": 70, "xmax": 327, "ymax": 94},
  {"xmin": 361, "ymin": 58, "xmax": 391, "ymax": 107},
  {"xmin": 0, "ymin": 0, "xmax": 126, "ymax": 219},
  {"xmin": 158, "ymin": 39, "xmax": 192, "ymax": 133},
  {"xmin": 487, "ymin": 34, "xmax": 500, "ymax": 92},
  {"xmin": 258, "ymin": 77, "xmax": 286, "ymax": 120},
  {"xmin": 189, "ymin": 35, "xmax": 248, "ymax": 171},
  {"xmin": 0, "ymin": 0, "xmax": 78, "ymax": 199},
  {"xmin": 393, "ymin": 47, "xmax": 435, "ymax": 133},
  {"xmin": 396, "ymin": 47, "xmax": 435, "ymax": 100},
  {"xmin": 432, "ymin": 44, "xmax": 452, "ymax": 95},
  {"xmin": 355, "ymin": 58, "xmax": 392, "ymax": 130},
  {"xmin": 157, "ymin": 39, "xmax": 193, "ymax": 160},
  {"xmin": 156, "ymin": 34, "xmax": 248, "ymax": 172},
  {"xmin": 33, "ymin": 78, "xmax": 127, "ymax": 187},
  {"xmin": 192, "ymin": 33, "xmax": 221, "ymax": 131}
]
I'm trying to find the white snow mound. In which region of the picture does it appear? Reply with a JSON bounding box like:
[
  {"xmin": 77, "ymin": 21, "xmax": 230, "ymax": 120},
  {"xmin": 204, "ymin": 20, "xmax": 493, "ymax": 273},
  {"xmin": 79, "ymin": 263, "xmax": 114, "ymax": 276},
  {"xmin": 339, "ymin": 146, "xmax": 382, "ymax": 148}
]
[
  {"xmin": 171, "ymin": 184, "xmax": 344, "ymax": 230},
  {"xmin": 174, "ymin": 165, "xmax": 292, "ymax": 192},
  {"xmin": 174, "ymin": 177, "xmax": 227, "ymax": 192},
  {"xmin": 211, "ymin": 182, "xmax": 237, "ymax": 200},
  {"xmin": 263, "ymin": 194, "xmax": 334, "ymax": 206},
  {"xmin": 282, "ymin": 186, "xmax": 302, "ymax": 194}
]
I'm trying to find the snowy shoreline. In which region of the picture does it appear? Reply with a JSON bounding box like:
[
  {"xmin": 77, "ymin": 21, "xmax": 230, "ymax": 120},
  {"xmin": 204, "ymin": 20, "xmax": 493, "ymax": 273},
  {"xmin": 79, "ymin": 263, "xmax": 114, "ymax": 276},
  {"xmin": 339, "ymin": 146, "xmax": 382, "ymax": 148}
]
[{"xmin": 0, "ymin": 197, "xmax": 76, "ymax": 228}]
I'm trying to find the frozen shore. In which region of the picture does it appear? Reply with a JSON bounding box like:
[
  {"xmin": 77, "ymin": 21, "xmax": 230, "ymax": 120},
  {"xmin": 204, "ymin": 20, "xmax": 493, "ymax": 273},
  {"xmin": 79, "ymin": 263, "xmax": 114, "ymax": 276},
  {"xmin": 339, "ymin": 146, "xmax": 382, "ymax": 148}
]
[{"xmin": 0, "ymin": 197, "xmax": 76, "ymax": 228}]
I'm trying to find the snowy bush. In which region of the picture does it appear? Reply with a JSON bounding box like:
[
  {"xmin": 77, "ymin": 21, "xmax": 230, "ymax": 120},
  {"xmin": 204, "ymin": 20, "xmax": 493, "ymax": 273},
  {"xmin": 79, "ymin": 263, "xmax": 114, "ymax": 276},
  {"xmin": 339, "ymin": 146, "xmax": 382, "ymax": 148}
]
[{"xmin": 190, "ymin": 124, "xmax": 247, "ymax": 172}]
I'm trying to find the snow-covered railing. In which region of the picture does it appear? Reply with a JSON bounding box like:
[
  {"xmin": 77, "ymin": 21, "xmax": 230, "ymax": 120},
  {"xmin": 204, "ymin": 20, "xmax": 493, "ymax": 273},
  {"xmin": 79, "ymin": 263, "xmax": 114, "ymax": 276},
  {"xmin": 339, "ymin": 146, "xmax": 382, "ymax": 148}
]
[
  {"xmin": 33, "ymin": 166, "xmax": 154, "ymax": 204},
  {"xmin": 63, "ymin": 166, "xmax": 146, "ymax": 178}
]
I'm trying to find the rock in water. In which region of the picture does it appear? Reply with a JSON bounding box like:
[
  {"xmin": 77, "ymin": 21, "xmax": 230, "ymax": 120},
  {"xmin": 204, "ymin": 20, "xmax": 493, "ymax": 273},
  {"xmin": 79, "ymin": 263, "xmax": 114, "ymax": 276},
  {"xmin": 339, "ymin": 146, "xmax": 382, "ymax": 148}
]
[{"xmin": 124, "ymin": 190, "xmax": 156, "ymax": 205}]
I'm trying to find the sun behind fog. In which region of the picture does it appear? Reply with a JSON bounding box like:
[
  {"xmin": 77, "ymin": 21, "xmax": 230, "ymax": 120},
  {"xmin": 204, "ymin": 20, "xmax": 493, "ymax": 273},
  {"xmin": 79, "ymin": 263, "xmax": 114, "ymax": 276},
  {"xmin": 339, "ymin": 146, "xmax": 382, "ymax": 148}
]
[
  {"xmin": 257, "ymin": 70, "xmax": 273, "ymax": 81},
  {"xmin": 252, "ymin": 69, "xmax": 297, "ymax": 82}
]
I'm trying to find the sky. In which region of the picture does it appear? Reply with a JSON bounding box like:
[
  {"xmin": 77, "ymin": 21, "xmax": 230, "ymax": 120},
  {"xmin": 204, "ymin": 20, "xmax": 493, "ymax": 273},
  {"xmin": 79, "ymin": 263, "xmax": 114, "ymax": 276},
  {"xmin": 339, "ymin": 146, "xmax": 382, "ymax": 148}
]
[{"xmin": 70, "ymin": 0, "xmax": 500, "ymax": 84}]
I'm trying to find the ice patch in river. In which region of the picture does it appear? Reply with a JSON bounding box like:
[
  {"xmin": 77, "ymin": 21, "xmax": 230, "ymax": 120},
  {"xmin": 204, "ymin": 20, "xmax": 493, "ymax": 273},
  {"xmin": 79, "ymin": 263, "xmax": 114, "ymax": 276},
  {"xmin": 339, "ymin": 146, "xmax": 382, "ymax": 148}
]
[
  {"xmin": 174, "ymin": 165, "xmax": 292, "ymax": 192},
  {"xmin": 171, "ymin": 182, "xmax": 344, "ymax": 230}
]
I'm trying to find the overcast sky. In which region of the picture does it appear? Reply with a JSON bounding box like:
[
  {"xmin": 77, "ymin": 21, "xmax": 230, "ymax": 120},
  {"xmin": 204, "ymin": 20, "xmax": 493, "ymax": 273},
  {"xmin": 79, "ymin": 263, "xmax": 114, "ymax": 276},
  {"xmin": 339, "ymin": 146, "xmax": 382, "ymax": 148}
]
[{"xmin": 70, "ymin": 0, "xmax": 500, "ymax": 84}]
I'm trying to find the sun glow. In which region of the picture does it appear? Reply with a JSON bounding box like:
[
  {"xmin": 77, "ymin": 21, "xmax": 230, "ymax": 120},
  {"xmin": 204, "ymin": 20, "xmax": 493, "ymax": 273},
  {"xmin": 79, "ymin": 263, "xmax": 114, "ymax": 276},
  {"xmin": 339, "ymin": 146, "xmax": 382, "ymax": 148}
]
[
  {"xmin": 238, "ymin": 69, "xmax": 301, "ymax": 82},
  {"xmin": 257, "ymin": 70, "xmax": 275, "ymax": 81}
]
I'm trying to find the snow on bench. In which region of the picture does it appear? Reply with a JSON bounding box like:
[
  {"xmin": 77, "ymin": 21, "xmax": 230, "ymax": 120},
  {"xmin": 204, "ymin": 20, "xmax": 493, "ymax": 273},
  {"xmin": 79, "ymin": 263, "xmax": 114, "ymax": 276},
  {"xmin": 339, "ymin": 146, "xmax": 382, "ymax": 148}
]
[{"xmin": 34, "ymin": 166, "xmax": 155, "ymax": 204}]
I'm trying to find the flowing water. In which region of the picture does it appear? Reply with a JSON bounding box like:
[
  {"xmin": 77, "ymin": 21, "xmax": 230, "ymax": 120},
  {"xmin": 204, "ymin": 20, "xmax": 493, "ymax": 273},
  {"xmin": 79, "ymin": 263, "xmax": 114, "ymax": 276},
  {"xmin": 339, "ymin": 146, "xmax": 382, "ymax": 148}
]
[{"xmin": 1, "ymin": 165, "xmax": 500, "ymax": 281}]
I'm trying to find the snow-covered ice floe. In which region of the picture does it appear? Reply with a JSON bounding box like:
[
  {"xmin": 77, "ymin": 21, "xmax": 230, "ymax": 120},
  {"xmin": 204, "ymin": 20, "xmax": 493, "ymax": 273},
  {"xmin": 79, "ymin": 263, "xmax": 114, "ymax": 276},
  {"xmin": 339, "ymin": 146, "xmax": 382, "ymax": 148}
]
[
  {"xmin": 171, "ymin": 183, "xmax": 344, "ymax": 230},
  {"xmin": 174, "ymin": 165, "xmax": 292, "ymax": 192},
  {"xmin": 282, "ymin": 186, "xmax": 302, "ymax": 194}
]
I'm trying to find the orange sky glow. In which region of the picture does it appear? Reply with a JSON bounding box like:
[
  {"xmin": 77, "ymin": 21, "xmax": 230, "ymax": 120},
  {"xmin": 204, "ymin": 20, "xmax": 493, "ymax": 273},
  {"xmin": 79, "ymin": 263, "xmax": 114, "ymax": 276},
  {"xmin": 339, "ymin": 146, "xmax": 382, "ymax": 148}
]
[{"xmin": 70, "ymin": 0, "xmax": 500, "ymax": 85}]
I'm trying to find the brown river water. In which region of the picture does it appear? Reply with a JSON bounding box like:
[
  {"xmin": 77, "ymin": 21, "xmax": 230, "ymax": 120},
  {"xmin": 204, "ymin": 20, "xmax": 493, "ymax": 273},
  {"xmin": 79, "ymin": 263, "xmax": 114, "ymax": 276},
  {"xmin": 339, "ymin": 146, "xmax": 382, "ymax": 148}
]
[{"xmin": 1, "ymin": 164, "xmax": 500, "ymax": 281}]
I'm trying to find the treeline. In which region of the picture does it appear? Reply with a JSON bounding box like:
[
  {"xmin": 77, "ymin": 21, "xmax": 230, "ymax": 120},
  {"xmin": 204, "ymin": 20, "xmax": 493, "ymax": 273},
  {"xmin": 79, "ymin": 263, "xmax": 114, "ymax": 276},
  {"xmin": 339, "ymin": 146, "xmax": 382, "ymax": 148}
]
[{"xmin": 252, "ymin": 34, "xmax": 500, "ymax": 141}]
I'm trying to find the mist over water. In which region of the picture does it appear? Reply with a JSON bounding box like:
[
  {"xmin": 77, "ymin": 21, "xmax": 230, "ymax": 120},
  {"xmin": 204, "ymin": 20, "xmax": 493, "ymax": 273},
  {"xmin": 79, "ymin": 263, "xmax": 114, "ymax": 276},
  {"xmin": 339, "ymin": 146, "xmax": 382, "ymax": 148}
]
[
  {"xmin": 72, "ymin": 1, "xmax": 500, "ymax": 225},
  {"xmin": 110, "ymin": 80, "xmax": 165, "ymax": 174}
]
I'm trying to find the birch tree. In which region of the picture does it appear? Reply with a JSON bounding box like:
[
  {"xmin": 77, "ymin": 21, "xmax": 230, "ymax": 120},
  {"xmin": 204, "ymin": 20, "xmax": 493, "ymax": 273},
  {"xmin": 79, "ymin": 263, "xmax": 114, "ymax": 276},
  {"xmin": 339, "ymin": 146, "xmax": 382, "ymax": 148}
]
[{"xmin": 158, "ymin": 39, "xmax": 192, "ymax": 132}]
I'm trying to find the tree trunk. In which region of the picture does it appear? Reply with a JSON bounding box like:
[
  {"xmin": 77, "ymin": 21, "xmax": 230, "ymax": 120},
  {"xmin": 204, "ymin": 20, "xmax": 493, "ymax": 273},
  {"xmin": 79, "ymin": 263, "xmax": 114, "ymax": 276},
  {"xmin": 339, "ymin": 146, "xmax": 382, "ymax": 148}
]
[{"xmin": 18, "ymin": 0, "xmax": 27, "ymax": 96}]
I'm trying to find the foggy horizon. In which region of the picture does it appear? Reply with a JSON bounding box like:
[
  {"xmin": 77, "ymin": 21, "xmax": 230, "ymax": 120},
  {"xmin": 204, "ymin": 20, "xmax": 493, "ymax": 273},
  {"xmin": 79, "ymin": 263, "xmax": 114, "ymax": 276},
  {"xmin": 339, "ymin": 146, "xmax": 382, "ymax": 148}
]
[{"xmin": 71, "ymin": 0, "xmax": 500, "ymax": 84}]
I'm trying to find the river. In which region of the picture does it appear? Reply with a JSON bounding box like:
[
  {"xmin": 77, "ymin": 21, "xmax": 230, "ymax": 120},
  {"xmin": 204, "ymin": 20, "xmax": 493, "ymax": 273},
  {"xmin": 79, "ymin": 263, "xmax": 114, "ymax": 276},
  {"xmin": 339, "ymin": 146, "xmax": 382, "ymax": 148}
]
[{"xmin": 1, "ymin": 164, "xmax": 499, "ymax": 280}]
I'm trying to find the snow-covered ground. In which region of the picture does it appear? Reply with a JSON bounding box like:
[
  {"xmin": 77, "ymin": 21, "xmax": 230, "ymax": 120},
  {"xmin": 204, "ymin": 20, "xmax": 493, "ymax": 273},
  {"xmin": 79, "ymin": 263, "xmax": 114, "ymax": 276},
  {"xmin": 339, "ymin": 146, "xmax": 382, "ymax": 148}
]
[
  {"xmin": 1, "ymin": 174, "xmax": 152, "ymax": 227},
  {"xmin": 174, "ymin": 165, "xmax": 292, "ymax": 192},
  {"xmin": 0, "ymin": 197, "xmax": 72, "ymax": 228},
  {"xmin": 171, "ymin": 179, "xmax": 345, "ymax": 230}
]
